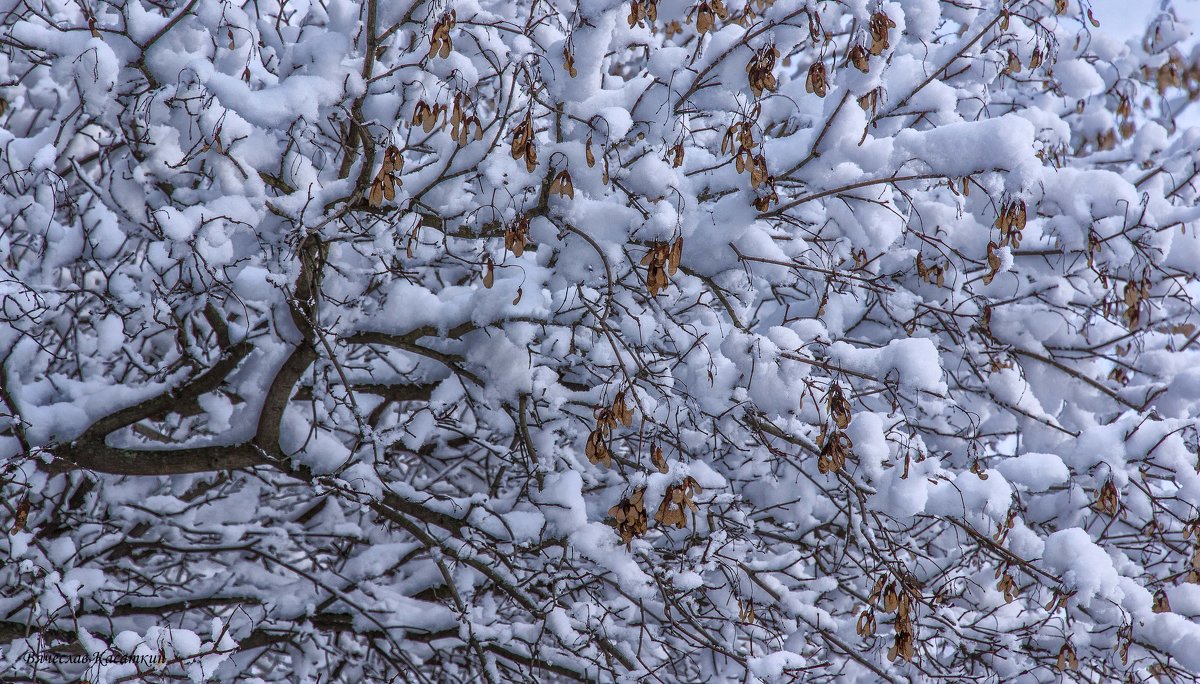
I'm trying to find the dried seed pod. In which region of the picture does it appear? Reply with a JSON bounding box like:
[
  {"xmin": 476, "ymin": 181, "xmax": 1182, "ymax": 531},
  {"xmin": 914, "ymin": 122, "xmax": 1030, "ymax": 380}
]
[
  {"xmin": 651, "ymin": 443, "xmax": 668, "ymax": 473},
  {"xmin": 654, "ymin": 476, "xmax": 702, "ymax": 529},
  {"xmin": 1056, "ymin": 644, "xmax": 1078, "ymax": 671},
  {"xmin": 510, "ymin": 114, "xmax": 531, "ymax": 159},
  {"xmin": 818, "ymin": 430, "xmax": 853, "ymax": 474},
  {"xmin": 826, "ymin": 384, "xmax": 852, "ymax": 429},
  {"xmin": 1092, "ymin": 479, "xmax": 1120, "ymax": 516},
  {"xmin": 505, "ymin": 215, "xmax": 531, "ymax": 257},
  {"xmin": 550, "ymin": 169, "xmax": 574, "ymax": 199},
  {"xmin": 721, "ymin": 125, "xmax": 736, "ymax": 156},
  {"xmin": 1005, "ymin": 50, "xmax": 1021, "ymax": 75},
  {"xmin": 613, "ymin": 390, "xmax": 633, "ymax": 426},
  {"xmin": 983, "ymin": 241, "xmax": 1001, "ymax": 285},
  {"xmin": 751, "ymin": 187, "xmax": 778, "ymax": 211},
  {"xmin": 746, "ymin": 44, "xmax": 779, "ymax": 97},
  {"xmin": 585, "ymin": 136, "xmax": 596, "ymax": 167},
  {"xmin": 510, "ymin": 113, "xmax": 539, "ymax": 172},
  {"xmin": 856, "ymin": 608, "xmax": 876, "ymax": 637},
  {"xmin": 367, "ymin": 144, "xmax": 403, "ymax": 207},
  {"xmin": 563, "ymin": 46, "xmax": 577, "ymax": 77},
  {"xmin": 11, "ymin": 495, "xmax": 29, "ymax": 533},
  {"xmin": 586, "ymin": 428, "xmax": 613, "ymax": 467},
  {"xmin": 868, "ymin": 11, "xmax": 896, "ymax": 56},
  {"xmin": 805, "ymin": 62, "xmax": 828, "ymax": 97},
  {"xmin": 482, "ymin": 255, "xmax": 495, "ymax": 288},
  {"xmin": 427, "ymin": 10, "xmax": 457, "ymax": 59},
  {"xmin": 749, "ymin": 154, "xmax": 768, "ymax": 188},
  {"xmin": 640, "ymin": 242, "xmax": 674, "ymax": 296},
  {"xmin": 608, "ymin": 488, "xmax": 648, "ymax": 547},
  {"xmin": 849, "ymin": 44, "xmax": 870, "ymax": 73},
  {"xmin": 696, "ymin": 2, "xmax": 715, "ymax": 34},
  {"xmin": 668, "ymin": 237, "xmax": 682, "ymax": 275}
]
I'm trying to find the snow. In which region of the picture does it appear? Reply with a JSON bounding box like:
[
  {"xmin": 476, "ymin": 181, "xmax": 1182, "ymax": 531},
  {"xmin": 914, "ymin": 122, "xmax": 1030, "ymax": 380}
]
[
  {"xmin": 892, "ymin": 115, "xmax": 1037, "ymax": 178},
  {"xmin": 3, "ymin": 0, "xmax": 1199, "ymax": 681},
  {"xmin": 1040, "ymin": 528, "xmax": 1123, "ymax": 610},
  {"xmin": 995, "ymin": 452, "xmax": 1069, "ymax": 491}
]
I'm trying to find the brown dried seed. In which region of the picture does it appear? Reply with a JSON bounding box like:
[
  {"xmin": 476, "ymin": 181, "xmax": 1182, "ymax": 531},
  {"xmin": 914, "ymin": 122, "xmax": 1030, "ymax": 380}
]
[
  {"xmin": 805, "ymin": 62, "xmax": 827, "ymax": 97},
  {"xmin": 651, "ymin": 444, "xmax": 668, "ymax": 473},
  {"xmin": 849, "ymin": 44, "xmax": 870, "ymax": 72},
  {"xmin": 668, "ymin": 237, "xmax": 682, "ymax": 275},
  {"xmin": 696, "ymin": 2, "xmax": 714, "ymax": 34},
  {"xmin": 11, "ymin": 496, "xmax": 29, "ymax": 533},
  {"xmin": 564, "ymin": 47, "xmax": 577, "ymax": 78}
]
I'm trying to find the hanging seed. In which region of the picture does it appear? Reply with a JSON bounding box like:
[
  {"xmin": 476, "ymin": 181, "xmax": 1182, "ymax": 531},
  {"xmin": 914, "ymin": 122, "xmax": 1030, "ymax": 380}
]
[
  {"xmin": 651, "ymin": 443, "xmax": 668, "ymax": 473},
  {"xmin": 868, "ymin": 11, "xmax": 896, "ymax": 56},
  {"xmin": 696, "ymin": 2, "xmax": 715, "ymax": 34},
  {"xmin": 564, "ymin": 47, "xmax": 577, "ymax": 77},
  {"xmin": 805, "ymin": 62, "xmax": 828, "ymax": 97},
  {"xmin": 668, "ymin": 237, "xmax": 682, "ymax": 275},
  {"xmin": 849, "ymin": 44, "xmax": 870, "ymax": 72},
  {"xmin": 11, "ymin": 496, "xmax": 29, "ymax": 533}
]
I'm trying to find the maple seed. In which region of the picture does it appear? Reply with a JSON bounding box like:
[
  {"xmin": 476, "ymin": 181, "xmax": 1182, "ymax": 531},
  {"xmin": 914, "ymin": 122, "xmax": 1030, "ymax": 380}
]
[
  {"xmin": 613, "ymin": 390, "xmax": 634, "ymax": 426},
  {"xmin": 563, "ymin": 47, "xmax": 577, "ymax": 77},
  {"xmin": 654, "ymin": 476, "xmax": 701, "ymax": 529},
  {"xmin": 668, "ymin": 237, "xmax": 682, "ymax": 275},
  {"xmin": 483, "ymin": 255, "xmax": 495, "ymax": 288},
  {"xmin": 696, "ymin": 2, "xmax": 715, "ymax": 35},
  {"xmin": 586, "ymin": 428, "xmax": 613, "ymax": 467},
  {"xmin": 746, "ymin": 44, "xmax": 780, "ymax": 97},
  {"xmin": 428, "ymin": 11, "xmax": 457, "ymax": 59},
  {"xmin": 505, "ymin": 215, "xmax": 531, "ymax": 256},
  {"xmin": 608, "ymin": 488, "xmax": 648, "ymax": 547},
  {"xmin": 549, "ymin": 169, "xmax": 575, "ymax": 199},
  {"xmin": 641, "ymin": 242, "xmax": 674, "ymax": 296},
  {"xmin": 368, "ymin": 144, "xmax": 403, "ymax": 207},
  {"xmin": 651, "ymin": 443, "xmax": 668, "ymax": 474},
  {"xmin": 826, "ymin": 384, "xmax": 852, "ymax": 429},
  {"xmin": 1056, "ymin": 644, "xmax": 1078, "ymax": 672},
  {"xmin": 511, "ymin": 113, "xmax": 538, "ymax": 172},
  {"xmin": 849, "ymin": 44, "xmax": 870, "ymax": 73},
  {"xmin": 868, "ymin": 11, "xmax": 896, "ymax": 56},
  {"xmin": 983, "ymin": 241, "xmax": 1001, "ymax": 285},
  {"xmin": 1006, "ymin": 50, "xmax": 1021, "ymax": 75},
  {"xmin": 11, "ymin": 496, "xmax": 29, "ymax": 533},
  {"xmin": 805, "ymin": 62, "xmax": 828, "ymax": 97},
  {"xmin": 818, "ymin": 429, "xmax": 853, "ymax": 474}
]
